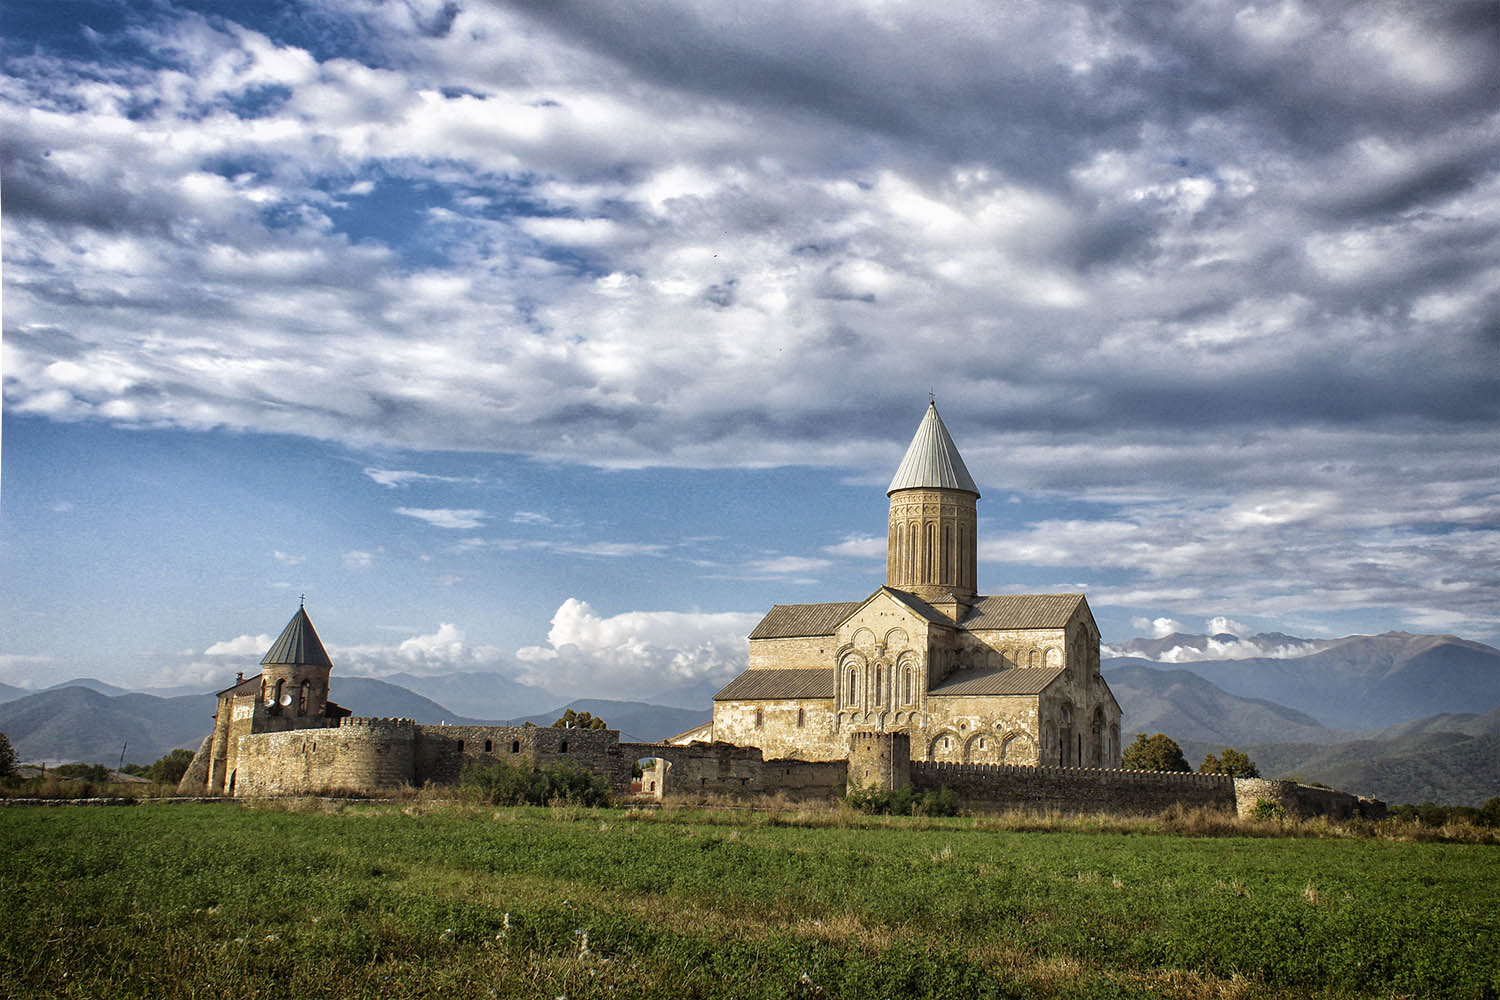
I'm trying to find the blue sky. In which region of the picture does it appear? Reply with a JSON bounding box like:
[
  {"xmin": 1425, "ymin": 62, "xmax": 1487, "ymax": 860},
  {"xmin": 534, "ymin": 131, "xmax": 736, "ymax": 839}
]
[{"xmin": 3, "ymin": 0, "xmax": 1499, "ymax": 702}]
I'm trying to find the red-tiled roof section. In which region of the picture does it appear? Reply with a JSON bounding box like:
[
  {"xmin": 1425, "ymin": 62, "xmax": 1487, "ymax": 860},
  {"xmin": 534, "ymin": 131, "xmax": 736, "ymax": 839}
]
[
  {"xmin": 748, "ymin": 602, "xmax": 864, "ymax": 639},
  {"xmin": 713, "ymin": 669, "xmax": 837, "ymax": 701},
  {"xmin": 928, "ymin": 666, "xmax": 1065, "ymax": 696},
  {"xmin": 959, "ymin": 594, "xmax": 1084, "ymax": 630}
]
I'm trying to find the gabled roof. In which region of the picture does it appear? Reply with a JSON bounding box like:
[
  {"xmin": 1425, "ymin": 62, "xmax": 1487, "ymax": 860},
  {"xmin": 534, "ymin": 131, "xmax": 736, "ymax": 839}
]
[
  {"xmin": 748, "ymin": 601, "xmax": 865, "ymax": 639},
  {"xmin": 714, "ymin": 669, "xmax": 837, "ymax": 701},
  {"xmin": 261, "ymin": 607, "xmax": 333, "ymax": 667},
  {"xmin": 216, "ymin": 671, "xmax": 263, "ymax": 698},
  {"xmin": 959, "ymin": 594, "xmax": 1085, "ymax": 630},
  {"xmin": 748, "ymin": 587, "xmax": 960, "ymax": 640},
  {"xmin": 929, "ymin": 665, "xmax": 1065, "ymax": 696},
  {"xmin": 887, "ymin": 401, "xmax": 980, "ymax": 497}
]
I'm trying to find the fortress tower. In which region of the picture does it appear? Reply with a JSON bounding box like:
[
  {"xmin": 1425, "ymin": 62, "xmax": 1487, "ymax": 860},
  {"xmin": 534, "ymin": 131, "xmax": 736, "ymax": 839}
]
[
  {"xmin": 885, "ymin": 400, "xmax": 980, "ymax": 606},
  {"xmin": 258, "ymin": 604, "xmax": 332, "ymax": 719}
]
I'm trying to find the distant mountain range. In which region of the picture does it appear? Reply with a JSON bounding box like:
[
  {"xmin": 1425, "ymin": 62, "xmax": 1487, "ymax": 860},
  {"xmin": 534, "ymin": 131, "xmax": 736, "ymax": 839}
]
[
  {"xmin": 1104, "ymin": 631, "xmax": 1500, "ymax": 729},
  {"xmin": 3, "ymin": 630, "xmax": 1496, "ymax": 804},
  {"xmin": 0, "ymin": 677, "xmax": 708, "ymax": 767}
]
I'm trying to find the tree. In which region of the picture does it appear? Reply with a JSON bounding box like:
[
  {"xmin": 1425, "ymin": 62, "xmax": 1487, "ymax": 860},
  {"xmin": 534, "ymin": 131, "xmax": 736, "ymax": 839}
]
[
  {"xmin": 552, "ymin": 708, "xmax": 608, "ymax": 730},
  {"xmin": 146, "ymin": 748, "xmax": 196, "ymax": 785},
  {"xmin": 0, "ymin": 731, "xmax": 16, "ymax": 779},
  {"xmin": 1199, "ymin": 747, "xmax": 1260, "ymax": 778},
  {"xmin": 1121, "ymin": 733, "xmax": 1190, "ymax": 772}
]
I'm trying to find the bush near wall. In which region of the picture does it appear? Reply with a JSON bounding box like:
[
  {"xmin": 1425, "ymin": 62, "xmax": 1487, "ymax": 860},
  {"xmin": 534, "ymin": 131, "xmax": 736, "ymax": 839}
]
[{"xmin": 459, "ymin": 759, "xmax": 611, "ymax": 807}]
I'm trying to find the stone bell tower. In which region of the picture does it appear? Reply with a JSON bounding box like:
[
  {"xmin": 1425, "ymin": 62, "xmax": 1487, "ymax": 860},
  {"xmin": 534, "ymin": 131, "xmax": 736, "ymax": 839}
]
[
  {"xmin": 258, "ymin": 603, "xmax": 333, "ymax": 720},
  {"xmin": 885, "ymin": 400, "xmax": 980, "ymax": 606}
]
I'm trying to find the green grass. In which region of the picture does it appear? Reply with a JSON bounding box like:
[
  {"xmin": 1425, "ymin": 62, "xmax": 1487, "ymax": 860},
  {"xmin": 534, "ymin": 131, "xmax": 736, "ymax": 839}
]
[{"xmin": 1, "ymin": 802, "xmax": 1496, "ymax": 999}]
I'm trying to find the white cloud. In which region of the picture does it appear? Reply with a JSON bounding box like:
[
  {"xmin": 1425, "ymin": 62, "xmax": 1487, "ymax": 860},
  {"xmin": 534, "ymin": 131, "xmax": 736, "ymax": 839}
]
[
  {"xmin": 394, "ymin": 508, "xmax": 488, "ymax": 530},
  {"xmin": 1131, "ymin": 617, "xmax": 1184, "ymax": 639},
  {"xmin": 204, "ymin": 633, "xmax": 274, "ymax": 656},
  {"xmin": 271, "ymin": 550, "xmax": 304, "ymax": 566},
  {"xmin": 343, "ymin": 550, "xmax": 375, "ymax": 569},
  {"xmin": 1206, "ymin": 616, "xmax": 1253, "ymax": 638},
  {"xmin": 364, "ymin": 468, "xmax": 469, "ymax": 488},
  {"xmin": 511, "ymin": 511, "xmax": 553, "ymax": 526},
  {"xmin": 514, "ymin": 598, "xmax": 760, "ymax": 700},
  {"xmin": 823, "ymin": 535, "xmax": 885, "ymax": 559}
]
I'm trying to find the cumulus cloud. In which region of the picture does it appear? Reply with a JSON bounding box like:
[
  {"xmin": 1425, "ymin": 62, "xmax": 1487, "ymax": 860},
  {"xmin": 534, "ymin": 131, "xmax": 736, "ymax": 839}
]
[
  {"xmin": 4, "ymin": 1, "xmax": 1500, "ymax": 640},
  {"xmin": 823, "ymin": 535, "xmax": 885, "ymax": 559},
  {"xmin": 271, "ymin": 550, "xmax": 304, "ymax": 566},
  {"xmin": 514, "ymin": 598, "xmax": 760, "ymax": 700},
  {"xmin": 1131, "ymin": 617, "xmax": 1184, "ymax": 639},
  {"xmin": 343, "ymin": 550, "xmax": 375, "ymax": 569},
  {"xmin": 204, "ymin": 634, "xmax": 274, "ymax": 656},
  {"xmin": 1206, "ymin": 616, "xmax": 1252, "ymax": 639},
  {"xmin": 394, "ymin": 508, "xmax": 487, "ymax": 530}
]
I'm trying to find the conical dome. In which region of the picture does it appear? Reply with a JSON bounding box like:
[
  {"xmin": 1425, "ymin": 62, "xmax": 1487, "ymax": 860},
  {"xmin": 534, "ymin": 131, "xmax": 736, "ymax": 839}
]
[
  {"xmin": 887, "ymin": 401, "xmax": 979, "ymax": 496},
  {"xmin": 261, "ymin": 607, "xmax": 333, "ymax": 667}
]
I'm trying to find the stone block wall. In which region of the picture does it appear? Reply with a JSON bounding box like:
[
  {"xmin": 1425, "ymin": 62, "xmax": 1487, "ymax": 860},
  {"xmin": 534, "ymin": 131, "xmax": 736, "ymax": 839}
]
[
  {"xmin": 235, "ymin": 717, "xmax": 416, "ymax": 796},
  {"xmin": 413, "ymin": 724, "xmax": 632, "ymax": 793},
  {"xmin": 910, "ymin": 761, "xmax": 1237, "ymax": 815},
  {"xmin": 1232, "ymin": 777, "xmax": 1383, "ymax": 820},
  {"xmin": 630, "ymin": 741, "xmax": 847, "ymax": 802}
]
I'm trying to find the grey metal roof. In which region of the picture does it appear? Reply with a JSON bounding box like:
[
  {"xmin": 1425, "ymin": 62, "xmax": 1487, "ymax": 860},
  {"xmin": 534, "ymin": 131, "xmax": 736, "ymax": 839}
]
[
  {"xmin": 929, "ymin": 666, "xmax": 1065, "ymax": 696},
  {"xmin": 887, "ymin": 401, "xmax": 980, "ymax": 496},
  {"xmin": 261, "ymin": 607, "xmax": 333, "ymax": 667},
  {"xmin": 960, "ymin": 594, "xmax": 1084, "ymax": 630},
  {"xmin": 714, "ymin": 669, "xmax": 837, "ymax": 701},
  {"xmin": 748, "ymin": 602, "xmax": 865, "ymax": 639}
]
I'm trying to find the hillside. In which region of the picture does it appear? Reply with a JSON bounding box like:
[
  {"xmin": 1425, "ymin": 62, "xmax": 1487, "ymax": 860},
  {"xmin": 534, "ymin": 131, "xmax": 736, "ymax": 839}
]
[
  {"xmin": 1104, "ymin": 632, "xmax": 1500, "ymax": 730},
  {"xmin": 0, "ymin": 686, "xmax": 216, "ymax": 765},
  {"xmin": 1103, "ymin": 663, "xmax": 1338, "ymax": 746}
]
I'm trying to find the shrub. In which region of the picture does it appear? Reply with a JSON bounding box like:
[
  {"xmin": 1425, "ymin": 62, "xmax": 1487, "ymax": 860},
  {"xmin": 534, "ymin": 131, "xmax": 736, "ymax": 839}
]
[
  {"xmin": 144, "ymin": 748, "xmax": 195, "ymax": 785},
  {"xmin": 846, "ymin": 783, "xmax": 960, "ymax": 817},
  {"xmin": 0, "ymin": 731, "xmax": 16, "ymax": 779},
  {"xmin": 1251, "ymin": 798, "xmax": 1286, "ymax": 822},
  {"xmin": 460, "ymin": 760, "xmax": 610, "ymax": 807},
  {"xmin": 54, "ymin": 763, "xmax": 112, "ymax": 782}
]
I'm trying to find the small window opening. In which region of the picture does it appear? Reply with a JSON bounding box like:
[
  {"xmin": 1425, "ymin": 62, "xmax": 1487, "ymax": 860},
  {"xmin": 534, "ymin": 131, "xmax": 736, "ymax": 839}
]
[
  {"xmin": 560, "ymin": 739, "xmax": 568, "ymax": 753},
  {"xmin": 484, "ymin": 739, "xmax": 493, "ymax": 753},
  {"xmin": 754, "ymin": 707, "xmax": 764, "ymax": 728},
  {"xmin": 511, "ymin": 740, "xmax": 520, "ymax": 753},
  {"xmin": 796, "ymin": 707, "xmax": 805, "ymax": 728},
  {"xmin": 457, "ymin": 740, "xmax": 464, "ymax": 752}
]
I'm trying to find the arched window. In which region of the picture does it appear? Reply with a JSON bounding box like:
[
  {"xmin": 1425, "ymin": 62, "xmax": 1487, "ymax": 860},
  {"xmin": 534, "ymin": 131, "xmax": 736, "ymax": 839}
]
[
  {"xmin": 511, "ymin": 740, "xmax": 520, "ymax": 753},
  {"xmin": 754, "ymin": 707, "xmax": 764, "ymax": 729},
  {"xmin": 298, "ymin": 680, "xmax": 310, "ymax": 716},
  {"xmin": 273, "ymin": 678, "xmax": 285, "ymax": 706},
  {"xmin": 873, "ymin": 668, "xmax": 882, "ymax": 705},
  {"xmin": 904, "ymin": 667, "xmax": 912, "ymax": 704},
  {"xmin": 796, "ymin": 707, "xmax": 805, "ymax": 728},
  {"xmin": 560, "ymin": 740, "xmax": 568, "ymax": 753},
  {"xmin": 849, "ymin": 669, "xmax": 856, "ymax": 702},
  {"xmin": 484, "ymin": 739, "xmax": 493, "ymax": 753}
]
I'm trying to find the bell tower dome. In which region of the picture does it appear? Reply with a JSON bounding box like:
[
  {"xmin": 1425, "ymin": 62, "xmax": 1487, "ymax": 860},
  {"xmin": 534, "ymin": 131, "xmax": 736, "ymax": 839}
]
[
  {"xmin": 885, "ymin": 400, "xmax": 980, "ymax": 604},
  {"xmin": 258, "ymin": 604, "xmax": 333, "ymax": 719}
]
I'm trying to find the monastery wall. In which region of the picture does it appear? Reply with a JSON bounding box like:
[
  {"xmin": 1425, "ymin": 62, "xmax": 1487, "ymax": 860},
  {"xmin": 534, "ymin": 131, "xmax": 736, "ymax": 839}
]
[
  {"xmin": 920, "ymin": 694, "xmax": 1042, "ymax": 764},
  {"xmin": 956, "ymin": 628, "xmax": 1066, "ymax": 670},
  {"xmin": 413, "ymin": 725, "xmax": 632, "ymax": 793},
  {"xmin": 631, "ymin": 742, "xmax": 846, "ymax": 802},
  {"xmin": 235, "ymin": 718, "xmax": 416, "ymax": 797},
  {"xmin": 910, "ymin": 761, "xmax": 1236, "ymax": 815},
  {"xmin": 1232, "ymin": 777, "xmax": 1375, "ymax": 820}
]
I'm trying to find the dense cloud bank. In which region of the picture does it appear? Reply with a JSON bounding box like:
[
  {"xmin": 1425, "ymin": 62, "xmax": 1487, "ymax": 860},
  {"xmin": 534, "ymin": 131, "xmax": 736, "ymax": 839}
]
[{"xmin": 4, "ymin": 0, "xmax": 1499, "ymax": 637}]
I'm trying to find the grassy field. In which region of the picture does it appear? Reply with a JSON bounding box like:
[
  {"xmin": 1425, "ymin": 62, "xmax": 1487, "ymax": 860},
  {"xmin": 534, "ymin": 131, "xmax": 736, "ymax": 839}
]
[{"xmin": 1, "ymin": 801, "xmax": 1496, "ymax": 1000}]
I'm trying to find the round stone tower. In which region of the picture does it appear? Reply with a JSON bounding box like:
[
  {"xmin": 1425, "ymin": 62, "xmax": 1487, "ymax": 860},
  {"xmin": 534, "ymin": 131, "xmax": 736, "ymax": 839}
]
[
  {"xmin": 885, "ymin": 401, "xmax": 980, "ymax": 603},
  {"xmin": 258, "ymin": 604, "xmax": 333, "ymax": 720}
]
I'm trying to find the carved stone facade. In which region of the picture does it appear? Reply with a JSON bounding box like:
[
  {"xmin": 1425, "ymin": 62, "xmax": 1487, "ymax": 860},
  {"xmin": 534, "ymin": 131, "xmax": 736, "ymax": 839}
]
[{"xmin": 706, "ymin": 402, "xmax": 1124, "ymax": 769}]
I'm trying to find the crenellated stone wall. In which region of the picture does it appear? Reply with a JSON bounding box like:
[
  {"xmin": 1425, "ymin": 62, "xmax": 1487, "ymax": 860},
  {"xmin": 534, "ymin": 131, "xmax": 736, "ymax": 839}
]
[
  {"xmin": 910, "ymin": 760, "xmax": 1236, "ymax": 815},
  {"xmin": 628, "ymin": 742, "xmax": 847, "ymax": 802},
  {"xmin": 1232, "ymin": 777, "xmax": 1382, "ymax": 820}
]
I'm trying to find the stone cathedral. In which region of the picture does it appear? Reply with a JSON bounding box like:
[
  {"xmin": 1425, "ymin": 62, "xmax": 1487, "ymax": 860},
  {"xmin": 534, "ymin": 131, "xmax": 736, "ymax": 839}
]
[{"xmin": 707, "ymin": 401, "xmax": 1123, "ymax": 767}]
